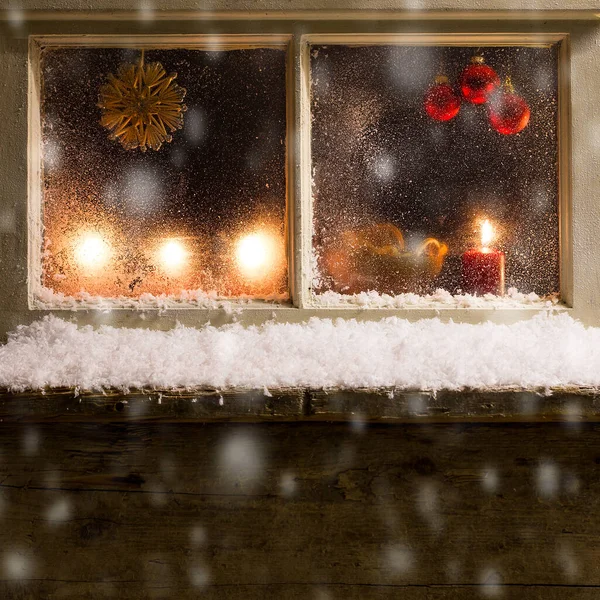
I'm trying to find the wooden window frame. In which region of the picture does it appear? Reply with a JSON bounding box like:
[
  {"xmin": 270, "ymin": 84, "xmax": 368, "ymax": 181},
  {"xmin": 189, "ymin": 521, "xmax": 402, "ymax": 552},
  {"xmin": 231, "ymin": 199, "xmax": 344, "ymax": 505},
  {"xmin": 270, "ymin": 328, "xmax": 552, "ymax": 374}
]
[
  {"xmin": 28, "ymin": 34, "xmax": 294, "ymax": 311},
  {"xmin": 27, "ymin": 29, "xmax": 572, "ymax": 323},
  {"xmin": 299, "ymin": 33, "xmax": 571, "ymax": 310}
]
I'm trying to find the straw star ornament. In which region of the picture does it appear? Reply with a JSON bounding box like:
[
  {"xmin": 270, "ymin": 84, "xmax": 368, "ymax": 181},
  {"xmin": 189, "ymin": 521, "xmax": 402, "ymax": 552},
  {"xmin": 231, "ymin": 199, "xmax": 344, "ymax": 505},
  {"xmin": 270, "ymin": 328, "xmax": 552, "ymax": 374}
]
[{"xmin": 98, "ymin": 52, "xmax": 187, "ymax": 152}]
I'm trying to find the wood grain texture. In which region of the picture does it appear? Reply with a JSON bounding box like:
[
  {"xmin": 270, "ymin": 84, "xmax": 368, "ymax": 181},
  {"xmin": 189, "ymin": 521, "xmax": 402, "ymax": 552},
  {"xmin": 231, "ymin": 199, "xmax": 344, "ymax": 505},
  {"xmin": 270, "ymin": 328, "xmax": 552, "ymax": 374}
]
[
  {"xmin": 0, "ymin": 420, "xmax": 599, "ymax": 598},
  {"xmin": 1, "ymin": 387, "xmax": 600, "ymax": 422},
  {"xmin": 308, "ymin": 388, "xmax": 600, "ymax": 422}
]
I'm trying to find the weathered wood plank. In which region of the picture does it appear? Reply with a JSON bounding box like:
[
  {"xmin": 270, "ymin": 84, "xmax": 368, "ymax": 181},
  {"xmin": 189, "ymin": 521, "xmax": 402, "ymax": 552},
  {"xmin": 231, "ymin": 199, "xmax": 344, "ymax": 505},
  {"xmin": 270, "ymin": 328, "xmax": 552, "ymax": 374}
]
[
  {"xmin": 308, "ymin": 388, "xmax": 600, "ymax": 422},
  {"xmin": 0, "ymin": 388, "xmax": 308, "ymax": 422},
  {"xmin": 0, "ymin": 422, "xmax": 599, "ymax": 598},
  {"xmin": 1, "ymin": 387, "xmax": 600, "ymax": 422},
  {"xmin": 1, "ymin": 582, "xmax": 599, "ymax": 600}
]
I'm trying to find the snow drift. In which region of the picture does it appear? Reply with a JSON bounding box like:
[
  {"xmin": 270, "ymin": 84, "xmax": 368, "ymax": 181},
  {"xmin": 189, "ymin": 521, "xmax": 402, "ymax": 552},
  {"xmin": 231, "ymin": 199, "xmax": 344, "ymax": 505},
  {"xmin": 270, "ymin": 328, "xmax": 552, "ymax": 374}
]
[{"xmin": 0, "ymin": 313, "xmax": 598, "ymax": 392}]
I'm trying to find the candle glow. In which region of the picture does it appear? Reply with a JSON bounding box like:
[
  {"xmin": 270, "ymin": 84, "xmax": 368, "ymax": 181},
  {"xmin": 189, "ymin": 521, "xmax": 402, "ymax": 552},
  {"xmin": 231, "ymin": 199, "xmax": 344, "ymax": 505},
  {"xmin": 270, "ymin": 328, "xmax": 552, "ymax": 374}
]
[
  {"xmin": 480, "ymin": 219, "xmax": 494, "ymax": 250},
  {"xmin": 462, "ymin": 217, "xmax": 505, "ymax": 296},
  {"xmin": 74, "ymin": 233, "xmax": 111, "ymax": 270}
]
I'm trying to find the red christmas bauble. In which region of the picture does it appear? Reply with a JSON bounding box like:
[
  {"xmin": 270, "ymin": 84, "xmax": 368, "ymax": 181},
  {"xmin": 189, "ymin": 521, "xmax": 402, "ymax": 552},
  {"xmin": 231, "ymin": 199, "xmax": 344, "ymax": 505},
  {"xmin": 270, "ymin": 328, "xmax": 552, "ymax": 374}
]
[
  {"xmin": 488, "ymin": 92, "xmax": 530, "ymax": 135},
  {"xmin": 460, "ymin": 57, "xmax": 500, "ymax": 104},
  {"xmin": 424, "ymin": 77, "xmax": 461, "ymax": 122}
]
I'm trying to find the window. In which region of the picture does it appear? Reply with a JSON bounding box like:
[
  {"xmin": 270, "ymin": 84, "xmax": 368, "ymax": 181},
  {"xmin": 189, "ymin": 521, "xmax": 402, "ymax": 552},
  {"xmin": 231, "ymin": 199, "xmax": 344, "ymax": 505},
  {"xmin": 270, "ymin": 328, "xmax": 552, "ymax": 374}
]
[
  {"xmin": 310, "ymin": 43, "xmax": 560, "ymax": 299},
  {"xmin": 29, "ymin": 33, "xmax": 570, "ymax": 310},
  {"xmin": 33, "ymin": 38, "xmax": 289, "ymax": 304}
]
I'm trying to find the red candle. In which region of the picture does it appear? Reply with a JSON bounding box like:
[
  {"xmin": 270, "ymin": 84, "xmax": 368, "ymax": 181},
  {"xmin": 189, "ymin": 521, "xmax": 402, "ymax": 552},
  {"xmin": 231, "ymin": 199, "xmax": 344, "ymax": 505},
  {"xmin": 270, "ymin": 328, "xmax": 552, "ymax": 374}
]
[{"xmin": 462, "ymin": 220, "xmax": 505, "ymax": 295}]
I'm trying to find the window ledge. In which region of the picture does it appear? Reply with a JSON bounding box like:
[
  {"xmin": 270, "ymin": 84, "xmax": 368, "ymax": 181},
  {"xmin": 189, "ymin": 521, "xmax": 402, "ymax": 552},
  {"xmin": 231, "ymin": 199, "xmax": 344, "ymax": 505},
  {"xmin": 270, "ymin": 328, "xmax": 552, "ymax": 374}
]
[{"xmin": 1, "ymin": 387, "xmax": 599, "ymax": 423}]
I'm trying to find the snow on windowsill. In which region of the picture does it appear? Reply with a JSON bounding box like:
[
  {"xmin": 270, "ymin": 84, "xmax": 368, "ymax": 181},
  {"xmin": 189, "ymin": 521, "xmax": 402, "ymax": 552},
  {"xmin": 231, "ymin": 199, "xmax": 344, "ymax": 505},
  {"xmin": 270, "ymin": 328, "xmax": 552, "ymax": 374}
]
[
  {"xmin": 34, "ymin": 286, "xmax": 558, "ymax": 312},
  {"xmin": 33, "ymin": 287, "xmax": 288, "ymax": 313},
  {"xmin": 315, "ymin": 287, "xmax": 559, "ymax": 309},
  {"xmin": 1, "ymin": 311, "xmax": 599, "ymax": 393}
]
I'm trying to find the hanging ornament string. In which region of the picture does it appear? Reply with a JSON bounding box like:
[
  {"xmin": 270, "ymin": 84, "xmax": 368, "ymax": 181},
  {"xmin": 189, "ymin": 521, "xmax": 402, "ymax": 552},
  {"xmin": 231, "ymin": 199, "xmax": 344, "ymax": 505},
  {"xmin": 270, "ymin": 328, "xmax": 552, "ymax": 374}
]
[
  {"xmin": 488, "ymin": 76, "xmax": 531, "ymax": 135},
  {"xmin": 422, "ymin": 53, "xmax": 531, "ymax": 135},
  {"xmin": 459, "ymin": 54, "xmax": 500, "ymax": 105},
  {"xmin": 424, "ymin": 74, "xmax": 461, "ymax": 122},
  {"xmin": 423, "ymin": 55, "xmax": 460, "ymax": 122},
  {"xmin": 98, "ymin": 49, "xmax": 187, "ymax": 152}
]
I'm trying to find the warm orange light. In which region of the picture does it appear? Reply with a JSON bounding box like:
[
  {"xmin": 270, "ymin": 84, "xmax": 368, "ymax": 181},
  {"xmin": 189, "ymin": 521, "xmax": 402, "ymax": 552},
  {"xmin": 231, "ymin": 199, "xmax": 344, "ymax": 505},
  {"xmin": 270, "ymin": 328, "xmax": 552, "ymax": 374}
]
[
  {"xmin": 74, "ymin": 233, "xmax": 111, "ymax": 270},
  {"xmin": 481, "ymin": 219, "xmax": 495, "ymax": 249},
  {"xmin": 235, "ymin": 232, "xmax": 277, "ymax": 279},
  {"xmin": 159, "ymin": 239, "xmax": 188, "ymax": 273}
]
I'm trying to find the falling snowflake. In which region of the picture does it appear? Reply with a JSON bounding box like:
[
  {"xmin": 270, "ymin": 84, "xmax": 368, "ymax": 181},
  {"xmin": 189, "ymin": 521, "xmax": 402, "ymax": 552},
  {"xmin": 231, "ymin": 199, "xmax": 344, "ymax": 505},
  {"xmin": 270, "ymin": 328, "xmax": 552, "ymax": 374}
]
[{"xmin": 98, "ymin": 53, "xmax": 186, "ymax": 152}]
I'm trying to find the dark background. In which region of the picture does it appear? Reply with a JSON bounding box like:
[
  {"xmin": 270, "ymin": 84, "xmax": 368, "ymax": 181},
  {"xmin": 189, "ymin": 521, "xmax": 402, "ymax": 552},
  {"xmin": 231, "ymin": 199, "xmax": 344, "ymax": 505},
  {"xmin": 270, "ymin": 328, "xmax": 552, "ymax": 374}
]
[{"xmin": 311, "ymin": 45, "xmax": 560, "ymax": 296}]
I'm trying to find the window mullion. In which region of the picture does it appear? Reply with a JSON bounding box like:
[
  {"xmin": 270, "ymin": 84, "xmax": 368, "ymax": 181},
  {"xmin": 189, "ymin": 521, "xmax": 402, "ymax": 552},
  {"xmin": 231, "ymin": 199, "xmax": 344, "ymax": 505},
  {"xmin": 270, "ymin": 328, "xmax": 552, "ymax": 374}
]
[{"xmin": 288, "ymin": 33, "xmax": 312, "ymax": 309}]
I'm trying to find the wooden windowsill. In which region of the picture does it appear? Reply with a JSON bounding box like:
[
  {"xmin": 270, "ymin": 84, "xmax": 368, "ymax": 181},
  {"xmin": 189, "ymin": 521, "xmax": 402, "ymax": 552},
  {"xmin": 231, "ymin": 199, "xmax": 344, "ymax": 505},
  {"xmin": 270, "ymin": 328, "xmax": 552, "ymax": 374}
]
[{"xmin": 0, "ymin": 387, "xmax": 598, "ymax": 423}]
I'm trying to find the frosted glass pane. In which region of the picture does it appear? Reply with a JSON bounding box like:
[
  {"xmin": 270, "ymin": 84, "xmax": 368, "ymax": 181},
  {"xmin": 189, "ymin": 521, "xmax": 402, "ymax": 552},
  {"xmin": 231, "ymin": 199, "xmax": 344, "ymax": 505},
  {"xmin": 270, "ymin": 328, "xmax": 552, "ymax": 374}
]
[
  {"xmin": 311, "ymin": 45, "xmax": 559, "ymax": 298},
  {"xmin": 40, "ymin": 47, "xmax": 287, "ymax": 300}
]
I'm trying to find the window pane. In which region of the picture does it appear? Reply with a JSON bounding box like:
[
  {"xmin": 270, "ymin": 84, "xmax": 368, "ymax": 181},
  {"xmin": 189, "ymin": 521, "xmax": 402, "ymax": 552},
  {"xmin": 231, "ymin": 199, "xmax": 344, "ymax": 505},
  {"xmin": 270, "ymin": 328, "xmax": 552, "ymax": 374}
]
[
  {"xmin": 40, "ymin": 46, "xmax": 288, "ymax": 301},
  {"xmin": 310, "ymin": 45, "xmax": 559, "ymax": 298}
]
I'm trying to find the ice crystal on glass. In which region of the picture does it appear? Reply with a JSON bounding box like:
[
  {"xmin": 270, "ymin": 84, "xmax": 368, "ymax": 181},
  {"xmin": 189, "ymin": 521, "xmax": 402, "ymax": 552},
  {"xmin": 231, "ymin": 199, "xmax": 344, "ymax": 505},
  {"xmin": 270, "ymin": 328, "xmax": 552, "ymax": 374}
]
[
  {"xmin": 40, "ymin": 47, "xmax": 287, "ymax": 300},
  {"xmin": 311, "ymin": 45, "xmax": 560, "ymax": 298}
]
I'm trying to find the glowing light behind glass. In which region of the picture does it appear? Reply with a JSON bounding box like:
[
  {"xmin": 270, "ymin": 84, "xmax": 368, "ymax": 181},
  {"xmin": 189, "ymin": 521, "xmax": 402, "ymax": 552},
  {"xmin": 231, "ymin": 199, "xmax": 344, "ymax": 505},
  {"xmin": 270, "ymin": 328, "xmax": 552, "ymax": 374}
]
[
  {"xmin": 235, "ymin": 232, "xmax": 277, "ymax": 280},
  {"xmin": 481, "ymin": 219, "xmax": 495, "ymax": 250},
  {"xmin": 159, "ymin": 239, "xmax": 188, "ymax": 273},
  {"xmin": 74, "ymin": 233, "xmax": 111, "ymax": 270}
]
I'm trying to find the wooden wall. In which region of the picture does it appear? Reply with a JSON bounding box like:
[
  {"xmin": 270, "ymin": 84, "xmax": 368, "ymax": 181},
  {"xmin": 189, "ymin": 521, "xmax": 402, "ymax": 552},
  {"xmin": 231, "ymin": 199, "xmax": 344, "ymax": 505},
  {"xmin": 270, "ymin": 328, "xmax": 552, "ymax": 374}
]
[{"xmin": 0, "ymin": 394, "xmax": 599, "ymax": 598}]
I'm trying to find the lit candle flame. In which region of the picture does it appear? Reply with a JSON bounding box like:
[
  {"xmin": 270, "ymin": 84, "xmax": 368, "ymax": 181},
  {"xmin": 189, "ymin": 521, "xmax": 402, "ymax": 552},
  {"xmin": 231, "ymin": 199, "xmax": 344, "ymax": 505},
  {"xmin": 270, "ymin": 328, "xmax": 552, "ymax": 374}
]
[
  {"xmin": 74, "ymin": 233, "xmax": 111, "ymax": 270},
  {"xmin": 236, "ymin": 232, "xmax": 275, "ymax": 279},
  {"xmin": 159, "ymin": 239, "xmax": 188, "ymax": 273},
  {"xmin": 481, "ymin": 219, "xmax": 494, "ymax": 249}
]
